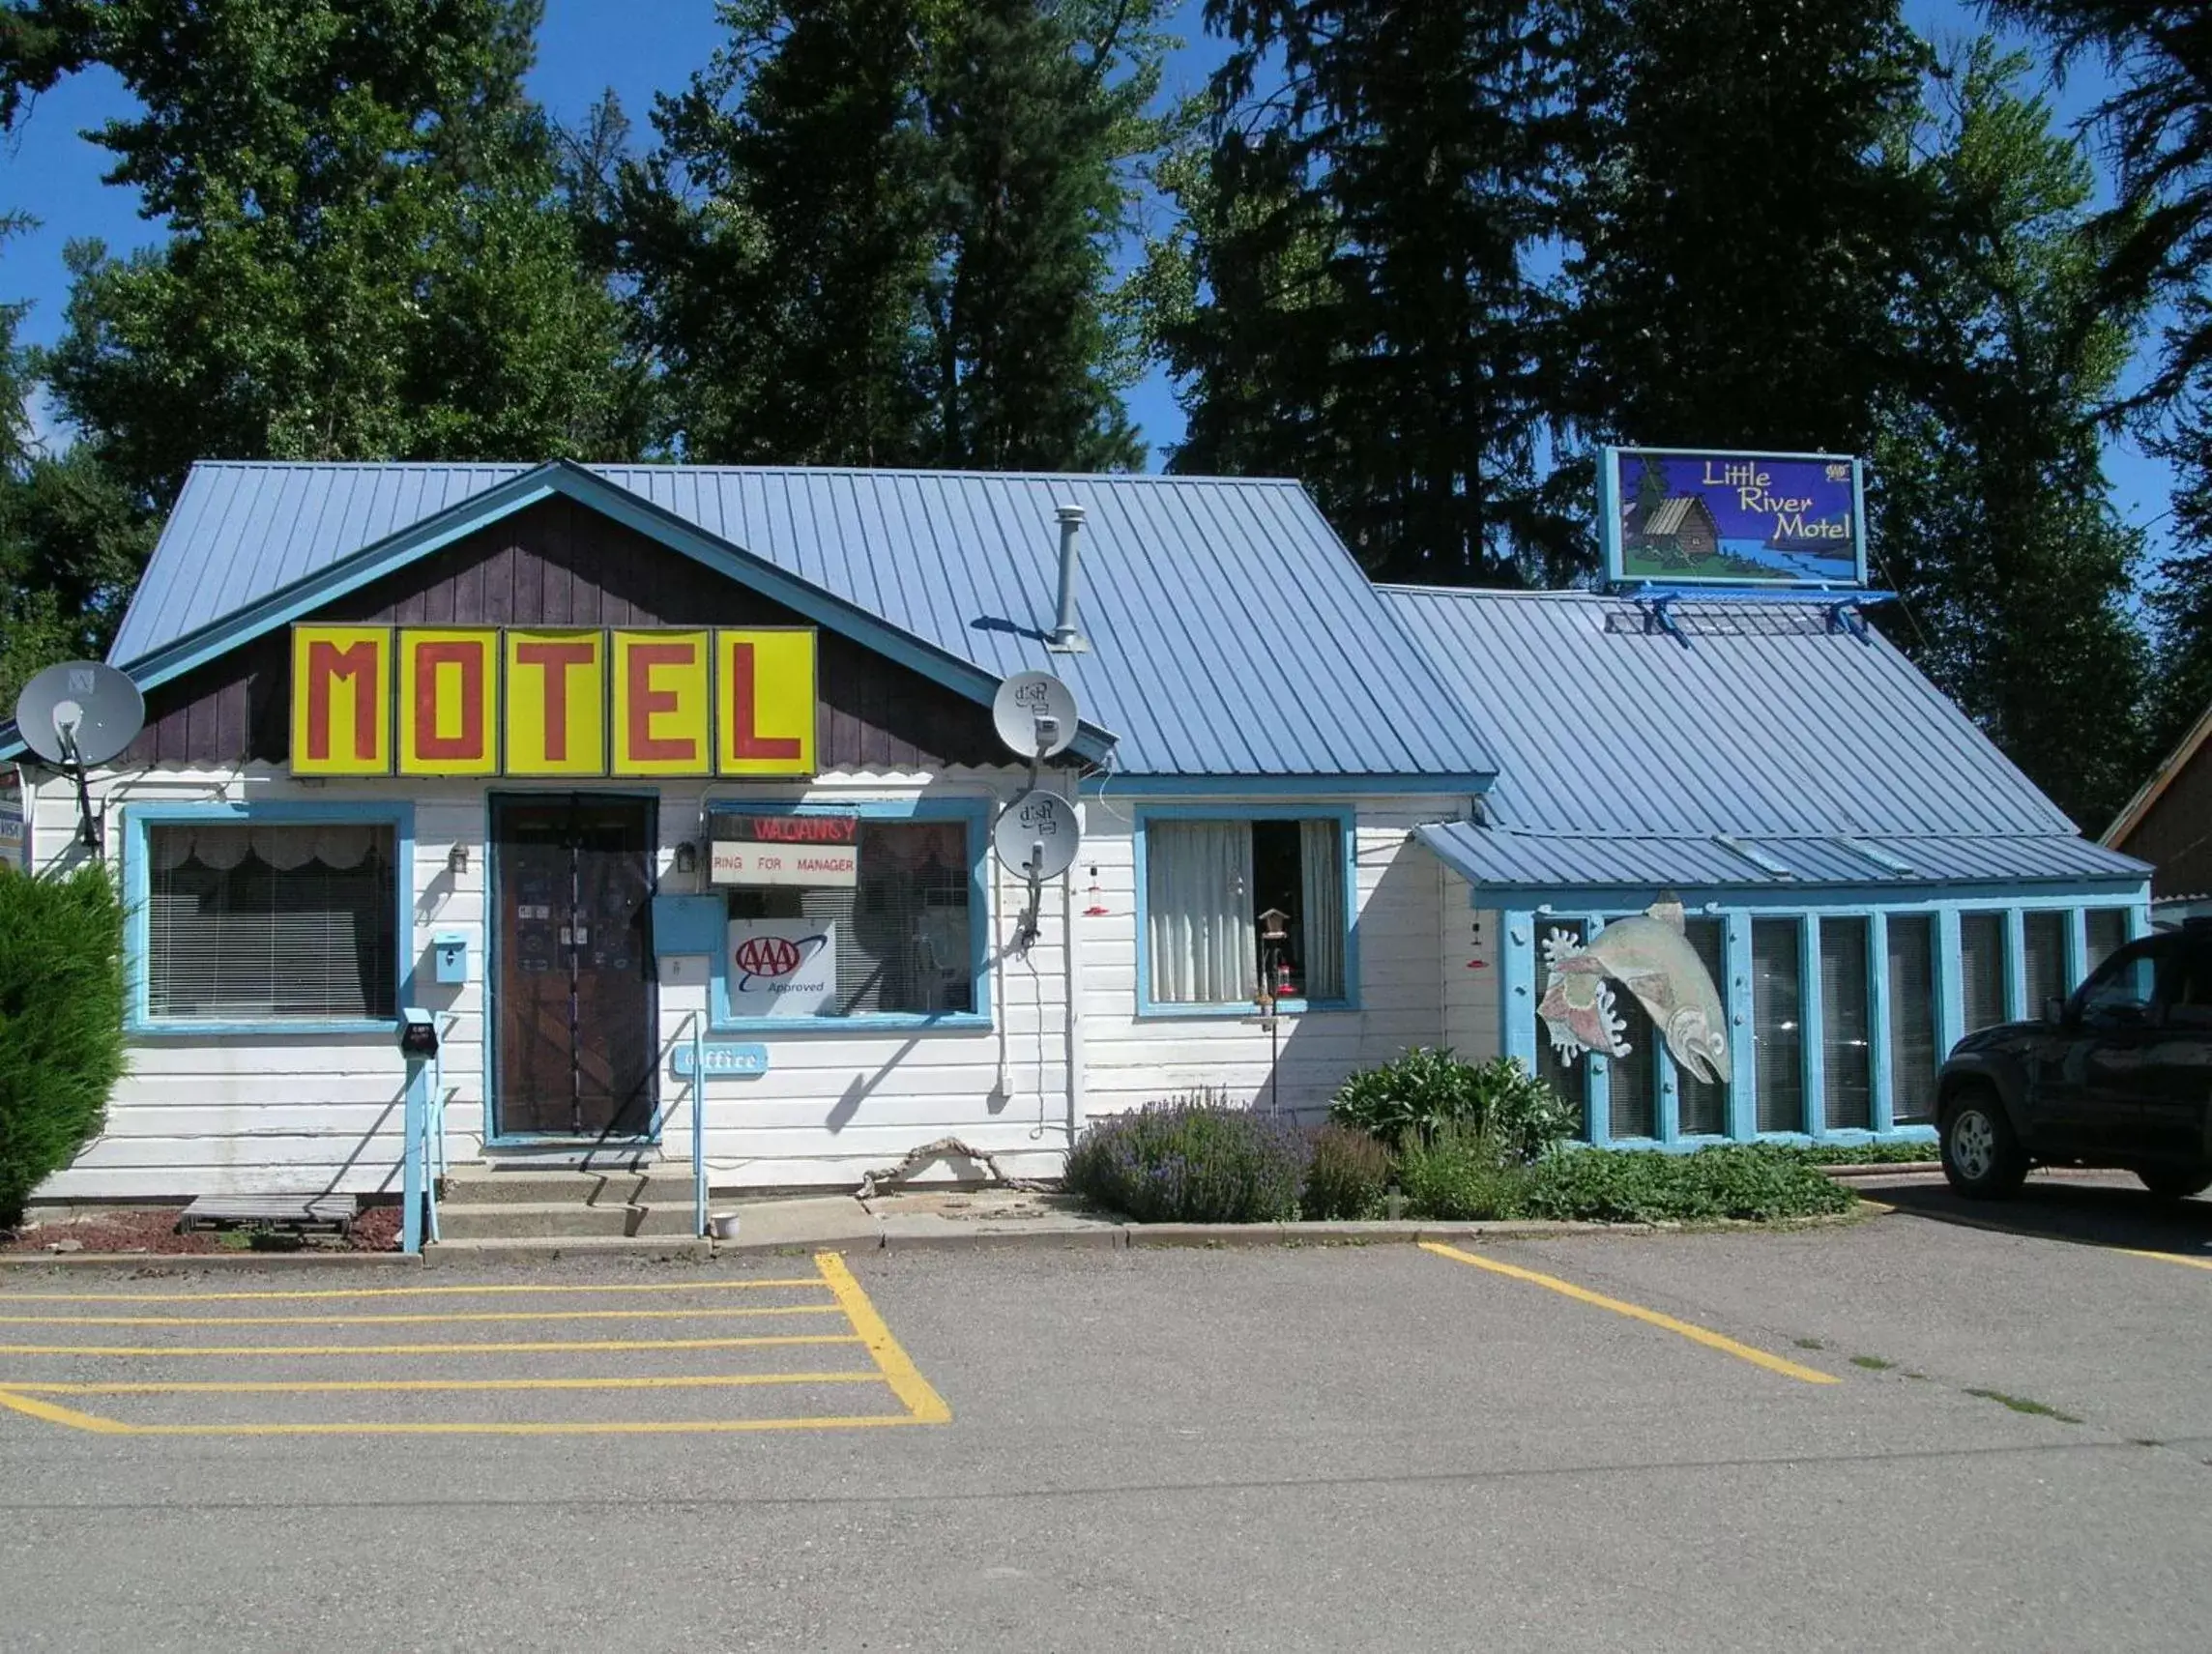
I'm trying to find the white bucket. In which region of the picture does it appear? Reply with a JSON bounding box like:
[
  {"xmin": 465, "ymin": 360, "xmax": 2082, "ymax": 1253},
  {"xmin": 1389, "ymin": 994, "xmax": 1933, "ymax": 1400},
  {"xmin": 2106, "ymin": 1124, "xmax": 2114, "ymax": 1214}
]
[{"xmin": 707, "ymin": 1212, "xmax": 742, "ymax": 1241}]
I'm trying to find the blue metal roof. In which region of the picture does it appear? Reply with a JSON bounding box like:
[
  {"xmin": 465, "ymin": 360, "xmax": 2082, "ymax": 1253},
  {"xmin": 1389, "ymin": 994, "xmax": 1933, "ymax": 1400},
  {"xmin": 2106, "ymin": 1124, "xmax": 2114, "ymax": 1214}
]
[
  {"xmin": 103, "ymin": 461, "xmax": 1499, "ymax": 782},
  {"xmin": 1413, "ymin": 822, "xmax": 2150, "ymax": 893},
  {"xmin": 1387, "ymin": 587, "xmax": 2149, "ymax": 892}
]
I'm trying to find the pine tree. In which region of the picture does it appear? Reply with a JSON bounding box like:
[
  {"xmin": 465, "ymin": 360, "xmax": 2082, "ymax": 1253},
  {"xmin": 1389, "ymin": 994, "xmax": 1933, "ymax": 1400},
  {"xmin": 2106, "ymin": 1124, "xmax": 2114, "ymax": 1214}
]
[
  {"xmin": 1557, "ymin": 0, "xmax": 1927, "ymax": 459},
  {"xmin": 619, "ymin": 0, "xmax": 1168, "ymax": 469},
  {"xmin": 1872, "ymin": 42, "xmax": 2152, "ymax": 829},
  {"xmin": 1152, "ymin": 0, "xmax": 1578, "ymax": 584},
  {"xmin": 2, "ymin": 0, "xmax": 645, "ymax": 508}
]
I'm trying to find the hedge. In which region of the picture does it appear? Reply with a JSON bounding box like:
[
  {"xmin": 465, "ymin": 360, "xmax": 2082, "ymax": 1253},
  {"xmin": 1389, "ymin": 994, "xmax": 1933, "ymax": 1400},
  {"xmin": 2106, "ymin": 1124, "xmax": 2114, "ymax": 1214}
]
[{"xmin": 0, "ymin": 861, "xmax": 128, "ymax": 1225}]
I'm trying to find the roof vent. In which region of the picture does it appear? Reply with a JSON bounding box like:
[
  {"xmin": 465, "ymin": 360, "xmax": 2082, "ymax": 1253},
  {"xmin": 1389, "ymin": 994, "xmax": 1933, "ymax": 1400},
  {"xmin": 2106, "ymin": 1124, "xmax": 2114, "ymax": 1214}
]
[{"xmin": 1047, "ymin": 504, "xmax": 1089, "ymax": 653}]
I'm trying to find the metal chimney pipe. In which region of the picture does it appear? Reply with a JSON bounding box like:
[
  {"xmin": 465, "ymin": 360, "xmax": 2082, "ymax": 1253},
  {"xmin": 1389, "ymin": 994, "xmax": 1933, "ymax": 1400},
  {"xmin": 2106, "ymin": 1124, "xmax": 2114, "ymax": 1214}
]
[{"xmin": 1048, "ymin": 504, "xmax": 1088, "ymax": 653}]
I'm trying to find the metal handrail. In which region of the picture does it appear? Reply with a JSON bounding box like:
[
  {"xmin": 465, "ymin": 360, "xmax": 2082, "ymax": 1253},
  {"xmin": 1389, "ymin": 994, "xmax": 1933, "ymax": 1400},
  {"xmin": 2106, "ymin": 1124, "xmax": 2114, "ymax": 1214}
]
[
  {"xmin": 691, "ymin": 1013, "xmax": 707, "ymax": 1236},
  {"xmin": 424, "ymin": 1047, "xmax": 446, "ymax": 1245}
]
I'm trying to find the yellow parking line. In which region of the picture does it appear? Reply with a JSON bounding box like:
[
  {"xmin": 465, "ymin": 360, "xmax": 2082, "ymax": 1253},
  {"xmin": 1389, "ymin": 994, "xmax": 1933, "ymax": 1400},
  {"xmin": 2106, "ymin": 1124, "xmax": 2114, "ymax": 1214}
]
[
  {"xmin": 107, "ymin": 1413, "xmax": 933, "ymax": 1437},
  {"xmin": 4, "ymin": 1373, "xmax": 886, "ymax": 1396},
  {"xmin": 815, "ymin": 1251, "xmax": 951, "ymax": 1424},
  {"xmin": 0, "ymin": 1279, "xmax": 826, "ymax": 1305},
  {"xmin": 2119, "ymin": 1248, "xmax": 2212, "ymax": 1273},
  {"xmin": 1419, "ymin": 1241, "xmax": 1839, "ymax": 1385},
  {"xmin": 0, "ymin": 1388, "xmax": 128, "ymax": 1433},
  {"xmin": 0, "ymin": 1305, "xmax": 846, "ymax": 1329},
  {"xmin": 0, "ymin": 1333, "xmax": 864, "ymax": 1358}
]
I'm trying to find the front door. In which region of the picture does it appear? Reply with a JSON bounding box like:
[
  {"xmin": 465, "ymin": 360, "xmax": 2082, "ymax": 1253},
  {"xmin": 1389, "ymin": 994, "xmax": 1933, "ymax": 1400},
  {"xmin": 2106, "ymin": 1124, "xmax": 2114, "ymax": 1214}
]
[{"xmin": 492, "ymin": 796, "xmax": 656, "ymax": 1140}]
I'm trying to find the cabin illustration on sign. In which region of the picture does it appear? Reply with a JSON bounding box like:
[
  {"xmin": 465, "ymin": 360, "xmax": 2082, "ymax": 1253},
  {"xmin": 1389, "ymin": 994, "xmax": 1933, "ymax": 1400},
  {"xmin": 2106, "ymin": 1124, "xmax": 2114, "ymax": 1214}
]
[{"xmin": 1626, "ymin": 493, "xmax": 1721, "ymax": 567}]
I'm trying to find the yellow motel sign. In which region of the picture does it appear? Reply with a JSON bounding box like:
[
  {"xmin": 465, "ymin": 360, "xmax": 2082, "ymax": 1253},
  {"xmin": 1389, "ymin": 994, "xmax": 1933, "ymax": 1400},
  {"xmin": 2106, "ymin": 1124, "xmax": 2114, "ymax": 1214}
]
[{"xmin": 291, "ymin": 625, "xmax": 817, "ymax": 778}]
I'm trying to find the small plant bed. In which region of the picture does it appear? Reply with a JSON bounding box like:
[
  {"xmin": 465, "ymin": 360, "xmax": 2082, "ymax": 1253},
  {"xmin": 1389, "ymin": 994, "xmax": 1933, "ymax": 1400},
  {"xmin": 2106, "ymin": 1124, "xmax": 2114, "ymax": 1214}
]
[
  {"xmin": 1792, "ymin": 1142, "xmax": 1939, "ymax": 1167},
  {"xmin": 2, "ymin": 1204, "xmax": 401, "ymax": 1255},
  {"xmin": 1065, "ymin": 1053, "xmax": 1864, "ymax": 1230}
]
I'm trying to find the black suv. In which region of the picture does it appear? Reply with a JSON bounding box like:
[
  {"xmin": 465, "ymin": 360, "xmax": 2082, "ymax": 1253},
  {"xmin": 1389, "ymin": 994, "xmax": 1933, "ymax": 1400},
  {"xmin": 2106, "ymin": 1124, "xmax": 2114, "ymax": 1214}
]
[{"xmin": 1936, "ymin": 922, "xmax": 2212, "ymax": 1201}]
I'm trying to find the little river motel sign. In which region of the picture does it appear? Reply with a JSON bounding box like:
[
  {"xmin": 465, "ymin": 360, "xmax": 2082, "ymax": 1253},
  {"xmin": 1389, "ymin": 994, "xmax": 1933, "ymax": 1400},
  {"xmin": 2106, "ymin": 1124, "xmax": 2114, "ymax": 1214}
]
[{"xmin": 289, "ymin": 624, "xmax": 819, "ymax": 777}]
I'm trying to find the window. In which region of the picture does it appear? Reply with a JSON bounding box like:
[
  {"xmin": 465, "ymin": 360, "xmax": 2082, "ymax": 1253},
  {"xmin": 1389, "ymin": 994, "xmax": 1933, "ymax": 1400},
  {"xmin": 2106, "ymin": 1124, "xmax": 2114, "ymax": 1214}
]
[
  {"xmin": 722, "ymin": 818, "xmax": 975, "ymax": 1018},
  {"xmin": 146, "ymin": 823, "xmax": 396, "ymax": 1022},
  {"xmin": 1960, "ymin": 912, "xmax": 2009, "ymax": 1032},
  {"xmin": 1885, "ymin": 914, "xmax": 1938, "ymax": 1125},
  {"xmin": 2084, "ymin": 909, "xmax": 2129, "ymax": 974},
  {"xmin": 2023, "ymin": 911, "xmax": 2068, "ymax": 1017},
  {"xmin": 2078, "ymin": 939, "xmax": 2160, "ymax": 1029},
  {"xmin": 1533, "ymin": 920, "xmax": 1590, "ymax": 1140},
  {"xmin": 1752, "ymin": 918, "xmax": 1805, "ymax": 1133},
  {"xmin": 1819, "ymin": 916, "xmax": 1872, "ymax": 1131},
  {"xmin": 1677, "ymin": 917, "xmax": 1730, "ymax": 1136},
  {"xmin": 1145, "ymin": 817, "xmax": 1347, "ymax": 1006},
  {"xmin": 1606, "ymin": 927, "xmax": 1657, "ymax": 1139}
]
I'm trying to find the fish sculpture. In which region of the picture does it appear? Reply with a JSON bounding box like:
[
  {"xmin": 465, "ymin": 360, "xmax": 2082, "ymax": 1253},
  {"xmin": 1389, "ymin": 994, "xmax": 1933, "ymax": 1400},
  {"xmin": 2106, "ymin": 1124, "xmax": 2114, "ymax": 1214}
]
[{"xmin": 1537, "ymin": 896, "xmax": 1732, "ymax": 1084}]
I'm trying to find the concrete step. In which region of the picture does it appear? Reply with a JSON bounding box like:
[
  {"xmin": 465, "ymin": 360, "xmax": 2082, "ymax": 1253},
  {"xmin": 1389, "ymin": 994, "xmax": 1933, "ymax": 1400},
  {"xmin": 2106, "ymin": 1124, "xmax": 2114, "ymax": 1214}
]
[
  {"xmin": 436, "ymin": 1169, "xmax": 695, "ymax": 1208},
  {"xmin": 425, "ymin": 1234, "xmax": 713, "ymax": 1263},
  {"xmin": 433, "ymin": 1200, "xmax": 700, "ymax": 1241}
]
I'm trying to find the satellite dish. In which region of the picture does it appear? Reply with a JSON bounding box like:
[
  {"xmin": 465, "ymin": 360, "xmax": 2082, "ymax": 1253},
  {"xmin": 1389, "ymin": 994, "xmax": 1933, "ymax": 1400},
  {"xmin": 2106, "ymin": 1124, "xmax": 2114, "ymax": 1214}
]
[
  {"xmin": 992, "ymin": 671, "xmax": 1079, "ymax": 761},
  {"xmin": 14, "ymin": 660, "xmax": 144, "ymax": 767},
  {"xmin": 993, "ymin": 790, "xmax": 1080, "ymax": 883}
]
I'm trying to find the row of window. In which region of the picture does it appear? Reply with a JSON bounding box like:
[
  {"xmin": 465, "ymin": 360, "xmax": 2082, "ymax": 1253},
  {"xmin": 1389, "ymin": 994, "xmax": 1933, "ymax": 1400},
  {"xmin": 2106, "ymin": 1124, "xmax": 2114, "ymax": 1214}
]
[
  {"xmin": 140, "ymin": 810, "xmax": 1353, "ymax": 1026},
  {"xmin": 1533, "ymin": 906, "xmax": 2135, "ymax": 1142}
]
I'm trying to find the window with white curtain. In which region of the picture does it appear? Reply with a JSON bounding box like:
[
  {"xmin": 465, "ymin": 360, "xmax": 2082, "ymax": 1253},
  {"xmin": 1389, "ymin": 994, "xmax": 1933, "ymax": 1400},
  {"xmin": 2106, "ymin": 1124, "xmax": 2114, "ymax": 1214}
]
[
  {"xmin": 1819, "ymin": 916, "xmax": 1872, "ymax": 1131},
  {"xmin": 2084, "ymin": 909, "xmax": 2129, "ymax": 974},
  {"xmin": 1885, "ymin": 914, "xmax": 1938, "ymax": 1124},
  {"xmin": 2023, "ymin": 910, "xmax": 2068, "ymax": 1016},
  {"xmin": 146, "ymin": 823, "xmax": 397, "ymax": 1021},
  {"xmin": 1145, "ymin": 817, "xmax": 1347, "ymax": 1005}
]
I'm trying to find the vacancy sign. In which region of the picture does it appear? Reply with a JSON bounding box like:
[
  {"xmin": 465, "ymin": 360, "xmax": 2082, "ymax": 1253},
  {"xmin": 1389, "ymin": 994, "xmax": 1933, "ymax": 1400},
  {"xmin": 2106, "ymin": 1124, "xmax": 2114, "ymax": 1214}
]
[
  {"xmin": 709, "ymin": 812, "xmax": 859, "ymax": 888},
  {"xmin": 291, "ymin": 625, "xmax": 817, "ymax": 777}
]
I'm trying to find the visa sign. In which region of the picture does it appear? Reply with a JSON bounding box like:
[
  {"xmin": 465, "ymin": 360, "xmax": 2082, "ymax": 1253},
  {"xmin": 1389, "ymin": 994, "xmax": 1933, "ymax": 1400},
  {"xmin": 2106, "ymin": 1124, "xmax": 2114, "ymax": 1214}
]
[{"xmin": 290, "ymin": 625, "xmax": 817, "ymax": 777}]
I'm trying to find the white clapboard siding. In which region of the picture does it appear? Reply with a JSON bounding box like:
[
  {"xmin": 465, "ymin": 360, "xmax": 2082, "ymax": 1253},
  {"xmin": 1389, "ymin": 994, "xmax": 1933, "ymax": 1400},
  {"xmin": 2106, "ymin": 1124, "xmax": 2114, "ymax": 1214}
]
[
  {"xmin": 1077, "ymin": 797, "xmax": 1468, "ymax": 1123},
  {"xmin": 1438, "ymin": 866, "xmax": 1505, "ymax": 1058}
]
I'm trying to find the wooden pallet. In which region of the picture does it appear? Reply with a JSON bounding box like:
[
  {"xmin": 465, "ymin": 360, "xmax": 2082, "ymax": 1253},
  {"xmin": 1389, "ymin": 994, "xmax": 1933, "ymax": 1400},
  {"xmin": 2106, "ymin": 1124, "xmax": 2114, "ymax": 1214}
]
[{"xmin": 180, "ymin": 1194, "xmax": 358, "ymax": 1235}]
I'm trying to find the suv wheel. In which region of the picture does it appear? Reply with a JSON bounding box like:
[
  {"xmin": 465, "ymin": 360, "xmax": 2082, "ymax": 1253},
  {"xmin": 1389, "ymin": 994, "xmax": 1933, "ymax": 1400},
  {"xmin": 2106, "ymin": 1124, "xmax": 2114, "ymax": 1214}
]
[
  {"xmin": 1941, "ymin": 1089, "xmax": 2028, "ymax": 1200},
  {"xmin": 2137, "ymin": 1168, "xmax": 2212, "ymax": 1203}
]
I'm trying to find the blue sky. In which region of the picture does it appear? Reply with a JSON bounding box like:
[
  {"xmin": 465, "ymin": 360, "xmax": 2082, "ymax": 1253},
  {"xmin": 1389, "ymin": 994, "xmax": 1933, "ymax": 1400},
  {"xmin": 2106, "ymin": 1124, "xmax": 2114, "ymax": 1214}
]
[{"xmin": 0, "ymin": 0, "xmax": 2175, "ymax": 544}]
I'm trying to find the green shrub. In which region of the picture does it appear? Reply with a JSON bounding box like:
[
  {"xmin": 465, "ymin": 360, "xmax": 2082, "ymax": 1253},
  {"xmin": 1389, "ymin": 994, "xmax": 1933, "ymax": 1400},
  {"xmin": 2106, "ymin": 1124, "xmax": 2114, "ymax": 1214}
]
[
  {"xmin": 1329, "ymin": 1048, "xmax": 1575, "ymax": 1159},
  {"xmin": 1301, "ymin": 1123, "xmax": 1393, "ymax": 1220},
  {"xmin": 1524, "ymin": 1145, "xmax": 1857, "ymax": 1224},
  {"xmin": 1791, "ymin": 1140, "xmax": 1938, "ymax": 1166},
  {"xmin": 1064, "ymin": 1092, "xmax": 1310, "ymax": 1223},
  {"xmin": 1396, "ymin": 1124, "xmax": 1531, "ymax": 1221},
  {"xmin": 0, "ymin": 862, "xmax": 128, "ymax": 1226}
]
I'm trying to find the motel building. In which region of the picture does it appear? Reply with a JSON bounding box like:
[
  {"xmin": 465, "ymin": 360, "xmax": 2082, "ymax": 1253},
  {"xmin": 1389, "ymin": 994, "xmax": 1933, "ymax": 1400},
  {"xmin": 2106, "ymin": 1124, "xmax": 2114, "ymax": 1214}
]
[{"xmin": 0, "ymin": 456, "xmax": 2152, "ymax": 1240}]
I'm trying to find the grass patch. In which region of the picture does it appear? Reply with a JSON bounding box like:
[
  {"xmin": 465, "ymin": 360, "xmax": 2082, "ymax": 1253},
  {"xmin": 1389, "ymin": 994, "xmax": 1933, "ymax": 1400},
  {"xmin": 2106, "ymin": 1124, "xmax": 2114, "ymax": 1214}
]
[
  {"xmin": 1849, "ymin": 1354, "xmax": 1896, "ymax": 1371},
  {"xmin": 1522, "ymin": 1145, "xmax": 1857, "ymax": 1224},
  {"xmin": 1793, "ymin": 1337, "xmax": 1826, "ymax": 1350},
  {"xmin": 1965, "ymin": 1387, "xmax": 2082, "ymax": 1424}
]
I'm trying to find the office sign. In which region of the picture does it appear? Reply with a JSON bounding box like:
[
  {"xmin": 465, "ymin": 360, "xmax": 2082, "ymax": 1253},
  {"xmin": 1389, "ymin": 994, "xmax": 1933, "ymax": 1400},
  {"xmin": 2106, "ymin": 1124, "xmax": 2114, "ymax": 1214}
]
[
  {"xmin": 708, "ymin": 811, "xmax": 859, "ymax": 887},
  {"xmin": 1603, "ymin": 447, "xmax": 1866, "ymax": 588},
  {"xmin": 291, "ymin": 625, "xmax": 817, "ymax": 777}
]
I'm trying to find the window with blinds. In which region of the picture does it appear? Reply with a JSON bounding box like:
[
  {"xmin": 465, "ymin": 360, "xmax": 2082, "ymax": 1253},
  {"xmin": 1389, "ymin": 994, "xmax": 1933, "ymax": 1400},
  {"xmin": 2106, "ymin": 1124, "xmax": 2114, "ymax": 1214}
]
[
  {"xmin": 2083, "ymin": 908, "xmax": 2129, "ymax": 976},
  {"xmin": 1534, "ymin": 920, "xmax": 1590, "ymax": 1141},
  {"xmin": 2023, "ymin": 911, "xmax": 2068, "ymax": 1015},
  {"xmin": 1606, "ymin": 938, "xmax": 1657, "ymax": 1139},
  {"xmin": 146, "ymin": 823, "xmax": 397, "ymax": 1021},
  {"xmin": 1960, "ymin": 912, "xmax": 2009, "ymax": 1031},
  {"xmin": 1819, "ymin": 917, "xmax": 1872, "ymax": 1131},
  {"xmin": 726, "ymin": 819, "xmax": 974, "ymax": 1016},
  {"xmin": 1752, "ymin": 918, "xmax": 1805, "ymax": 1134},
  {"xmin": 1885, "ymin": 914, "xmax": 1938, "ymax": 1124},
  {"xmin": 1677, "ymin": 917, "xmax": 1731, "ymax": 1137}
]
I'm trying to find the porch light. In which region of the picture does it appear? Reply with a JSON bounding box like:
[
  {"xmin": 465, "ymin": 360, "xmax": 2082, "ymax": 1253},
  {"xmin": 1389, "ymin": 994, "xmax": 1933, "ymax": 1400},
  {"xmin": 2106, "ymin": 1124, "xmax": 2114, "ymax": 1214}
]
[
  {"xmin": 675, "ymin": 841, "xmax": 698, "ymax": 876},
  {"xmin": 447, "ymin": 844, "xmax": 468, "ymax": 876}
]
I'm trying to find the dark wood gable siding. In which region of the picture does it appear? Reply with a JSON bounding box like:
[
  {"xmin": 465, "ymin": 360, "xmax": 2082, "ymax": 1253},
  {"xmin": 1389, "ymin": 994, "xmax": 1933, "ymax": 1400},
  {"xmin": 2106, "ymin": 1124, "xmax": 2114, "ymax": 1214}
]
[{"xmin": 128, "ymin": 496, "xmax": 1006, "ymax": 769}]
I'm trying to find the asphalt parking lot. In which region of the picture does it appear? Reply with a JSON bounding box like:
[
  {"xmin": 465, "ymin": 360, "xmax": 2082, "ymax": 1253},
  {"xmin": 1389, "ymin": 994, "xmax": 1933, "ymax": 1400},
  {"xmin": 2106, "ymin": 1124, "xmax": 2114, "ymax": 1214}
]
[{"xmin": 4, "ymin": 1179, "xmax": 2211, "ymax": 1652}]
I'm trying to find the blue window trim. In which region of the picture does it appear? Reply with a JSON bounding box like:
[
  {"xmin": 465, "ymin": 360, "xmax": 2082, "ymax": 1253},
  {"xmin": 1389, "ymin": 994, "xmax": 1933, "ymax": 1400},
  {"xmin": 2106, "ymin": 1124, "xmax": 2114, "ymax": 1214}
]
[
  {"xmin": 1500, "ymin": 894, "xmax": 2145, "ymax": 1149},
  {"xmin": 703, "ymin": 795, "xmax": 993, "ymax": 1034},
  {"xmin": 121, "ymin": 798, "xmax": 416, "ymax": 1038},
  {"xmin": 1132, "ymin": 803, "xmax": 1360, "ymax": 1019}
]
